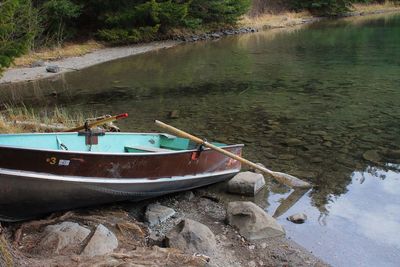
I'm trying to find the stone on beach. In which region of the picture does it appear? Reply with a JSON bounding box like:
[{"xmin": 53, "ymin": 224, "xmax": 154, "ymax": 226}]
[
  {"xmin": 46, "ymin": 65, "xmax": 61, "ymax": 73},
  {"xmin": 40, "ymin": 221, "xmax": 91, "ymax": 255},
  {"xmin": 81, "ymin": 224, "xmax": 118, "ymax": 257},
  {"xmin": 165, "ymin": 219, "xmax": 216, "ymax": 255},
  {"xmin": 227, "ymin": 171, "xmax": 266, "ymax": 196},
  {"xmin": 145, "ymin": 203, "xmax": 176, "ymax": 226},
  {"xmin": 226, "ymin": 201, "xmax": 285, "ymax": 240}
]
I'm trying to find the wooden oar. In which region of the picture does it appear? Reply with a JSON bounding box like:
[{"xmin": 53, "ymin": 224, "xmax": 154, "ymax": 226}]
[
  {"xmin": 155, "ymin": 120, "xmax": 311, "ymax": 189},
  {"xmin": 64, "ymin": 113, "xmax": 128, "ymax": 132}
]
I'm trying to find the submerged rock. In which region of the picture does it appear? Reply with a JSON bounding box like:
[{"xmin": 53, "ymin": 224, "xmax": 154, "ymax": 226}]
[
  {"xmin": 284, "ymin": 138, "xmax": 304, "ymax": 147},
  {"xmin": 384, "ymin": 149, "xmax": 400, "ymax": 159},
  {"xmin": 362, "ymin": 150, "xmax": 381, "ymax": 163},
  {"xmin": 169, "ymin": 110, "xmax": 180, "ymax": 119},
  {"xmin": 287, "ymin": 213, "xmax": 307, "ymax": 224},
  {"xmin": 227, "ymin": 171, "xmax": 265, "ymax": 196},
  {"xmin": 166, "ymin": 219, "xmax": 216, "ymax": 255},
  {"xmin": 145, "ymin": 203, "xmax": 176, "ymax": 226},
  {"xmin": 82, "ymin": 224, "xmax": 118, "ymax": 257},
  {"xmin": 279, "ymin": 154, "xmax": 296, "ymax": 160},
  {"xmin": 40, "ymin": 221, "xmax": 90, "ymax": 255},
  {"xmin": 226, "ymin": 201, "xmax": 285, "ymax": 240},
  {"xmin": 310, "ymin": 130, "xmax": 328, "ymax": 136}
]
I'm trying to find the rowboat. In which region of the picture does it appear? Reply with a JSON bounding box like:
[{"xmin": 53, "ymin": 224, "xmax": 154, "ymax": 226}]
[{"xmin": 0, "ymin": 132, "xmax": 243, "ymax": 221}]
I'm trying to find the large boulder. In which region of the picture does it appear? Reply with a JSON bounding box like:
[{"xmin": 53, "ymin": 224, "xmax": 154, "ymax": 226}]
[
  {"xmin": 227, "ymin": 171, "xmax": 265, "ymax": 196},
  {"xmin": 145, "ymin": 203, "xmax": 176, "ymax": 226},
  {"xmin": 226, "ymin": 201, "xmax": 285, "ymax": 240},
  {"xmin": 81, "ymin": 224, "xmax": 118, "ymax": 257},
  {"xmin": 165, "ymin": 219, "xmax": 216, "ymax": 255},
  {"xmin": 40, "ymin": 221, "xmax": 91, "ymax": 255}
]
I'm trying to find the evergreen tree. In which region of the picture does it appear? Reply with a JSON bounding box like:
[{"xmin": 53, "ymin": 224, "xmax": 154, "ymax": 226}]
[{"xmin": 0, "ymin": 0, "xmax": 37, "ymax": 74}]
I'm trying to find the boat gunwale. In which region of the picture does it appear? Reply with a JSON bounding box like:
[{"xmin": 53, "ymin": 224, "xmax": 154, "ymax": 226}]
[
  {"xmin": 0, "ymin": 132, "xmax": 244, "ymax": 156},
  {"xmin": 0, "ymin": 167, "xmax": 240, "ymax": 183}
]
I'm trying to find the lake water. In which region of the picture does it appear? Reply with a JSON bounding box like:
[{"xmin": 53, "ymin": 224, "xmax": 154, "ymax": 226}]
[{"xmin": 1, "ymin": 12, "xmax": 400, "ymax": 267}]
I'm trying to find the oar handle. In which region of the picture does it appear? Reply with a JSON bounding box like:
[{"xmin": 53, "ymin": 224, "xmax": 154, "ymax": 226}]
[
  {"xmin": 155, "ymin": 120, "xmax": 311, "ymax": 189},
  {"xmin": 65, "ymin": 113, "xmax": 128, "ymax": 132}
]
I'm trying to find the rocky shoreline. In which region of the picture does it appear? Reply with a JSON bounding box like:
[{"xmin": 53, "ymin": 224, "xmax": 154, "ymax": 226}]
[{"xmin": 0, "ymin": 171, "xmax": 328, "ymax": 266}]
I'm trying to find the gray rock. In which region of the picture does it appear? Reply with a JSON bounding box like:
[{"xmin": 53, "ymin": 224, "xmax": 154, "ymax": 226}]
[
  {"xmin": 145, "ymin": 203, "xmax": 176, "ymax": 226},
  {"xmin": 227, "ymin": 171, "xmax": 265, "ymax": 196},
  {"xmin": 40, "ymin": 221, "xmax": 90, "ymax": 254},
  {"xmin": 31, "ymin": 60, "xmax": 45, "ymax": 67},
  {"xmin": 226, "ymin": 201, "xmax": 285, "ymax": 240},
  {"xmin": 46, "ymin": 65, "xmax": 61, "ymax": 73},
  {"xmin": 147, "ymin": 231, "xmax": 164, "ymax": 247},
  {"xmin": 287, "ymin": 213, "xmax": 307, "ymax": 224},
  {"xmin": 211, "ymin": 33, "xmax": 221, "ymax": 38},
  {"xmin": 166, "ymin": 219, "xmax": 216, "ymax": 255},
  {"xmin": 82, "ymin": 224, "xmax": 118, "ymax": 257}
]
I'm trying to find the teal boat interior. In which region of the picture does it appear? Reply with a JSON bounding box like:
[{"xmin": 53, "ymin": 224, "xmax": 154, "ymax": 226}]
[{"xmin": 0, "ymin": 133, "xmax": 228, "ymax": 153}]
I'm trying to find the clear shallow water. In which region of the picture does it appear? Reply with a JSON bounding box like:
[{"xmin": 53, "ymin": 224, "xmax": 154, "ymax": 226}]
[{"xmin": 1, "ymin": 13, "xmax": 400, "ymax": 267}]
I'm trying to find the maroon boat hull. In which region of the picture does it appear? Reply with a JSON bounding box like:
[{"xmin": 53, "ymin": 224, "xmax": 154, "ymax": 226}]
[
  {"xmin": 0, "ymin": 144, "xmax": 243, "ymax": 221},
  {"xmin": 0, "ymin": 145, "xmax": 243, "ymax": 178}
]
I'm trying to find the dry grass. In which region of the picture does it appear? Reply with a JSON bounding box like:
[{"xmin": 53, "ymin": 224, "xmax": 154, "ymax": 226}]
[
  {"xmin": 0, "ymin": 106, "xmax": 90, "ymax": 133},
  {"xmin": 14, "ymin": 40, "xmax": 104, "ymax": 67},
  {"xmin": 352, "ymin": 1, "xmax": 400, "ymax": 13},
  {"xmin": 239, "ymin": 10, "xmax": 312, "ymax": 29},
  {"xmin": 0, "ymin": 234, "xmax": 13, "ymax": 267},
  {"xmin": 240, "ymin": 1, "xmax": 399, "ymax": 29}
]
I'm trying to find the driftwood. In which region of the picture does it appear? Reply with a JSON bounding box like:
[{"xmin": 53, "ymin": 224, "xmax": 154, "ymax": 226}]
[
  {"xmin": 9, "ymin": 121, "xmax": 68, "ymax": 131},
  {"xmin": 7, "ymin": 114, "xmax": 121, "ymax": 132}
]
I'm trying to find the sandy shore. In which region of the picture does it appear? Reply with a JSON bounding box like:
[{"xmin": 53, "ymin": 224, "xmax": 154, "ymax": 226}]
[{"xmin": 0, "ymin": 41, "xmax": 179, "ymax": 85}]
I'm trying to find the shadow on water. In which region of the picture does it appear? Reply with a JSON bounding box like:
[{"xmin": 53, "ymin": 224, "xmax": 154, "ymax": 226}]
[{"xmin": 1, "ymin": 12, "xmax": 400, "ymax": 267}]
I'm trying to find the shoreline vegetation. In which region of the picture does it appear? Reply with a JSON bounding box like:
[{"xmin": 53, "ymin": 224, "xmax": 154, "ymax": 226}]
[
  {"xmin": 12, "ymin": 2, "xmax": 400, "ymax": 64},
  {"xmin": 0, "ymin": 2, "xmax": 399, "ymax": 85}
]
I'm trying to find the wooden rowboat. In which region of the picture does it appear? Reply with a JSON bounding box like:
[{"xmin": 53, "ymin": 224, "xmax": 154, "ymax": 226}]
[{"xmin": 0, "ymin": 132, "xmax": 243, "ymax": 221}]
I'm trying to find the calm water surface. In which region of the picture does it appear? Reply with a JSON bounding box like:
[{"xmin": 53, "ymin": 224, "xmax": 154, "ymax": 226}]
[{"xmin": 1, "ymin": 13, "xmax": 400, "ymax": 267}]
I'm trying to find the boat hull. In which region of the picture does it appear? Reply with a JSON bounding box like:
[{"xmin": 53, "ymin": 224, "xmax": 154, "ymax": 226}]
[
  {"xmin": 0, "ymin": 168, "xmax": 238, "ymax": 221},
  {"xmin": 0, "ymin": 133, "xmax": 243, "ymax": 221}
]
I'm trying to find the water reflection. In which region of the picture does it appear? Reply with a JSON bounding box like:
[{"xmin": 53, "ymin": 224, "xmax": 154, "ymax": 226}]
[{"xmin": 269, "ymin": 168, "xmax": 400, "ymax": 266}]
